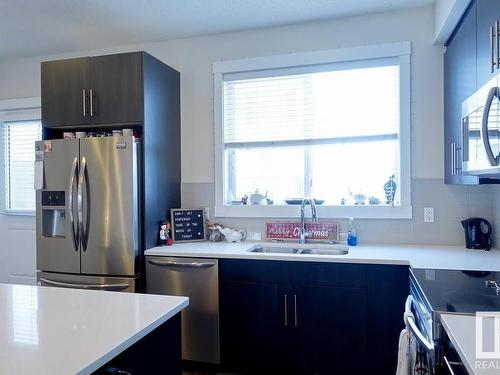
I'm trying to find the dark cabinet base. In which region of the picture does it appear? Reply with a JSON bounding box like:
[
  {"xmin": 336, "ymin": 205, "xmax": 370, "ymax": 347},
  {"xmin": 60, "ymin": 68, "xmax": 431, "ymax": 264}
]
[
  {"xmin": 220, "ymin": 260, "xmax": 409, "ymax": 375},
  {"xmin": 94, "ymin": 313, "xmax": 181, "ymax": 375}
]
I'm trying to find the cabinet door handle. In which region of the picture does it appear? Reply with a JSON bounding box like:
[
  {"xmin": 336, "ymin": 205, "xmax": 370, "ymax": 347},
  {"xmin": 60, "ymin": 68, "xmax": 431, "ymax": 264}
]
[
  {"xmin": 294, "ymin": 294, "xmax": 298, "ymax": 327},
  {"xmin": 89, "ymin": 89, "xmax": 94, "ymax": 117},
  {"xmin": 451, "ymin": 142, "xmax": 456, "ymax": 176},
  {"xmin": 491, "ymin": 25, "xmax": 497, "ymax": 73},
  {"xmin": 496, "ymin": 21, "xmax": 500, "ymax": 70},
  {"xmin": 284, "ymin": 294, "xmax": 288, "ymax": 327},
  {"xmin": 82, "ymin": 89, "xmax": 86, "ymax": 117}
]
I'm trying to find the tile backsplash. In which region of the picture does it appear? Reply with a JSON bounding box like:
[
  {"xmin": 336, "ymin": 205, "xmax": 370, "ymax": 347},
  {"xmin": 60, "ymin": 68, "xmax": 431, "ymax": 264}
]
[{"xmin": 181, "ymin": 179, "xmax": 495, "ymax": 246}]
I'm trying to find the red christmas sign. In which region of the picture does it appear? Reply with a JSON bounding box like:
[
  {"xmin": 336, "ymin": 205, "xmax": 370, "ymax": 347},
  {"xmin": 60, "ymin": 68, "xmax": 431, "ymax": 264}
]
[{"xmin": 266, "ymin": 222, "xmax": 339, "ymax": 241}]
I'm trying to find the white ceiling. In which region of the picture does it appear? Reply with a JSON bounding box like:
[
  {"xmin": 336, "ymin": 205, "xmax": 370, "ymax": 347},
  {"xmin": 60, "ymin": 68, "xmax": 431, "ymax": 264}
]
[{"xmin": 0, "ymin": 0, "xmax": 433, "ymax": 61}]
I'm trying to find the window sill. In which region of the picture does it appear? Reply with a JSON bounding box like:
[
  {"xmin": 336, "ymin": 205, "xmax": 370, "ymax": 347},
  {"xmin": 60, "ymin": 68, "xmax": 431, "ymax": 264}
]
[
  {"xmin": 214, "ymin": 204, "xmax": 412, "ymax": 219},
  {"xmin": 2, "ymin": 210, "xmax": 36, "ymax": 217}
]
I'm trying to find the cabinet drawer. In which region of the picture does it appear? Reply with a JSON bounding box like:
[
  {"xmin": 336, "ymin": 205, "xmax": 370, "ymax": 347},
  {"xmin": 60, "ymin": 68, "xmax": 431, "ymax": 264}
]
[
  {"xmin": 221, "ymin": 259, "xmax": 290, "ymax": 284},
  {"xmin": 292, "ymin": 262, "xmax": 366, "ymax": 287}
]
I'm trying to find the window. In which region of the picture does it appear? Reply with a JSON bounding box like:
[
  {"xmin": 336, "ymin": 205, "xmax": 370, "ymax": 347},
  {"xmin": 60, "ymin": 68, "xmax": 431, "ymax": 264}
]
[
  {"xmin": 0, "ymin": 102, "xmax": 42, "ymax": 214},
  {"xmin": 214, "ymin": 43, "xmax": 411, "ymax": 219}
]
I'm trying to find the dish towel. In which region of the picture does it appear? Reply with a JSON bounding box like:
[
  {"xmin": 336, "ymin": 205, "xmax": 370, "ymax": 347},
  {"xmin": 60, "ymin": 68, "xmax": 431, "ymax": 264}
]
[{"xmin": 396, "ymin": 311, "xmax": 417, "ymax": 375}]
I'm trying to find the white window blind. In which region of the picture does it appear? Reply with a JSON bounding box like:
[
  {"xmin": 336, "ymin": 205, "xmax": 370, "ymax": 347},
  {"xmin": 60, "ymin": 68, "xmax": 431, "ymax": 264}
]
[
  {"xmin": 3, "ymin": 120, "xmax": 42, "ymax": 212},
  {"xmin": 220, "ymin": 57, "xmax": 403, "ymax": 207},
  {"xmin": 223, "ymin": 61, "xmax": 400, "ymax": 148}
]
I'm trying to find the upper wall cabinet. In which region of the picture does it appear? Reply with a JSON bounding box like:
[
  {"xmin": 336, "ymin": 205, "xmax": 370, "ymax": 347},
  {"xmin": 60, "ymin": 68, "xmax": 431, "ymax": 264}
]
[
  {"xmin": 444, "ymin": 0, "xmax": 500, "ymax": 185},
  {"xmin": 476, "ymin": 0, "xmax": 500, "ymax": 88},
  {"xmin": 41, "ymin": 57, "xmax": 90, "ymax": 127},
  {"xmin": 444, "ymin": 1, "xmax": 479, "ymax": 185},
  {"xmin": 41, "ymin": 52, "xmax": 143, "ymax": 127}
]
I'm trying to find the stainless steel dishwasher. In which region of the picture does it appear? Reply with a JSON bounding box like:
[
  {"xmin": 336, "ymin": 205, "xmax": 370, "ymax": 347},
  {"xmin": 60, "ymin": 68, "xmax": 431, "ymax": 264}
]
[{"xmin": 146, "ymin": 256, "xmax": 219, "ymax": 364}]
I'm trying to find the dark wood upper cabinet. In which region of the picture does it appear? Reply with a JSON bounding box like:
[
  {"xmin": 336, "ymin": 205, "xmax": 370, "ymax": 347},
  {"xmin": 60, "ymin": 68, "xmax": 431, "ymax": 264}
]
[
  {"xmin": 476, "ymin": 0, "xmax": 500, "ymax": 89},
  {"xmin": 42, "ymin": 52, "xmax": 144, "ymax": 128},
  {"xmin": 41, "ymin": 51, "xmax": 181, "ymax": 258},
  {"xmin": 41, "ymin": 57, "xmax": 90, "ymax": 127},
  {"xmin": 444, "ymin": 1, "xmax": 479, "ymax": 185},
  {"xmin": 443, "ymin": 0, "xmax": 500, "ymax": 185},
  {"xmin": 89, "ymin": 53, "xmax": 143, "ymax": 125}
]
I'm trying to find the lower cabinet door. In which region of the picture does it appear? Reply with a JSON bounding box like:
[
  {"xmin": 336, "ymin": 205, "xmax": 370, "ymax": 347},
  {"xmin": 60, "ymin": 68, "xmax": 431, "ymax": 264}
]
[
  {"xmin": 220, "ymin": 281, "xmax": 292, "ymax": 374},
  {"xmin": 293, "ymin": 286, "xmax": 368, "ymax": 375}
]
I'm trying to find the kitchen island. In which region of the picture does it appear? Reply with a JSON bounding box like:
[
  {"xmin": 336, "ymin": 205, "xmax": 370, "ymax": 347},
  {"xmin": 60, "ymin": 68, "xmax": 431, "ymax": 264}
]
[
  {"xmin": 0, "ymin": 283, "xmax": 189, "ymax": 375},
  {"xmin": 441, "ymin": 314, "xmax": 500, "ymax": 375}
]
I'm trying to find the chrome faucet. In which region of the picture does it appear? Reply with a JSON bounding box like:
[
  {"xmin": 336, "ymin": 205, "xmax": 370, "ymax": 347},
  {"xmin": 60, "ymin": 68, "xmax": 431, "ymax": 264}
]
[{"xmin": 299, "ymin": 198, "xmax": 318, "ymax": 244}]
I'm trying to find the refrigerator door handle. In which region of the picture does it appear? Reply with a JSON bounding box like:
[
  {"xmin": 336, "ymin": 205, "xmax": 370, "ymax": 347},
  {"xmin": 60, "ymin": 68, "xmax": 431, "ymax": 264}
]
[
  {"xmin": 39, "ymin": 278, "xmax": 130, "ymax": 291},
  {"xmin": 68, "ymin": 156, "xmax": 79, "ymax": 251},
  {"xmin": 77, "ymin": 156, "xmax": 88, "ymax": 251}
]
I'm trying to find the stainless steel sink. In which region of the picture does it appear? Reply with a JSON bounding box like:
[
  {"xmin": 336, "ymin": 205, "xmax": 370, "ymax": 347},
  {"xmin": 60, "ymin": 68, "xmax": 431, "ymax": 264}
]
[
  {"xmin": 250, "ymin": 247, "xmax": 300, "ymax": 254},
  {"xmin": 299, "ymin": 248, "xmax": 349, "ymax": 256},
  {"xmin": 249, "ymin": 246, "xmax": 349, "ymax": 256}
]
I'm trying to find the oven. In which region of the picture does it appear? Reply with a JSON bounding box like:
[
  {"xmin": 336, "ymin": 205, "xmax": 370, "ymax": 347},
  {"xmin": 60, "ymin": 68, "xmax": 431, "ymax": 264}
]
[{"xmin": 407, "ymin": 272, "xmax": 448, "ymax": 374}]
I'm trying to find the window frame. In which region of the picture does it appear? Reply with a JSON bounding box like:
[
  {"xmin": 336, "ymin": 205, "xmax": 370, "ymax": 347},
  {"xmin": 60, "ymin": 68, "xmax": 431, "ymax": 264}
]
[
  {"xmin": 0, "ymin": 97, "xmax": 41, "ymax": 216},
  {"xmin": 213, "ymin": 42, "xmax": 412, "ymax": 219}
]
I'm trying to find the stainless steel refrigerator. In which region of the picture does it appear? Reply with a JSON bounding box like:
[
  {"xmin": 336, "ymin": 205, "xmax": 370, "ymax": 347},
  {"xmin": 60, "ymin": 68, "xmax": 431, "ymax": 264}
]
[{"xmin": 35, "ymin": 136, "xmax": 140, "ymax": 292}]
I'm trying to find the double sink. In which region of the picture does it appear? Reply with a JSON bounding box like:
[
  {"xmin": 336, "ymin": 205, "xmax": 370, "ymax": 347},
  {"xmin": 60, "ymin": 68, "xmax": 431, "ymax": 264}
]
[{"xmin": 249, "ymin": 245, "xmax": 349, "ymax": 256}]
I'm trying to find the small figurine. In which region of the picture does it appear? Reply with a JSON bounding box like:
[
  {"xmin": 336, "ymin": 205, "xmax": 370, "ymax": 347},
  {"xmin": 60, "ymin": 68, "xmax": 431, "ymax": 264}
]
[
  {"xmin": 159, "ymin": 221, "xmax": 168, "ymax": 244},
  {"xmin": 384, "ymin": 175, "xmax": 397, "ymax": 206},
  {"xmin": 241, "ymin": 194, "xmax": 249, "ymax": 205}
]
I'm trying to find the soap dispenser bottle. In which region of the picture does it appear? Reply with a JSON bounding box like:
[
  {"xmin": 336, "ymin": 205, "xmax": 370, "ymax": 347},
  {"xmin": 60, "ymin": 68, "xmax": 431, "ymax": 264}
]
[{"xmin": 347, "ymin": 217, "xmax": 358, "ymax": 246}]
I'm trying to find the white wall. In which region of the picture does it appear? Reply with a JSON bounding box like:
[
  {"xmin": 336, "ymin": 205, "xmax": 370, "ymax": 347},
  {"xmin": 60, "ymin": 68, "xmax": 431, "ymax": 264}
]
[
  {"xmin": 0, "ymin": 215, "xmax": 36, "ymax": 284},
  {"xmin": 0, "ymin": 6, "xmax": 449, "ymax": 281},
  {"xmin": 434, "ymin": 0, "xmax": 471, "ymax": 44},
  {"xmin": 0, "ymin": 6, "xmax": 443, "ymax": 181}
]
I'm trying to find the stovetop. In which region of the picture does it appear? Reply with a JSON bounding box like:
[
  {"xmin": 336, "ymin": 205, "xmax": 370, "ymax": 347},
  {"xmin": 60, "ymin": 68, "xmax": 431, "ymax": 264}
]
[{"xmin": 410, "ymin": 268, "xmax": 500, "ymax": 316}]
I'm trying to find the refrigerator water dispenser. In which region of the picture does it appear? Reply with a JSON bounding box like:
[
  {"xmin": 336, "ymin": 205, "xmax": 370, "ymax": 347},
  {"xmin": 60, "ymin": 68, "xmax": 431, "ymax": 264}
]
[
  {"xmin": 41, "ymin": 191, "xmax": 66, "ymax": 238},
  {"xmin": 42, "ymin": 208, "xmax": 66, "ymax": 238}
]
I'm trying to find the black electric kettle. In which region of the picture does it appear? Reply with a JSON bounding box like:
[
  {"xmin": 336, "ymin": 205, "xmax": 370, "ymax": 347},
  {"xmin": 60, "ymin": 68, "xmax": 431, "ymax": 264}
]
[{"xmin": 461, "ymin": 218, "xmax": 492, "ymax": 250}]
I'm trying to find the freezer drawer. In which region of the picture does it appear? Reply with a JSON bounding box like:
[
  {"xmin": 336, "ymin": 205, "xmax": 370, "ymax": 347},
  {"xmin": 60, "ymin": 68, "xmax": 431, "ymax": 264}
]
[
  {"xmin": 146, "ymin": 256, "xmax": 219, "ymax": 364},
  {"xmin": 37, "ymin": 271, "xmax": 137, "ymax": 292}
]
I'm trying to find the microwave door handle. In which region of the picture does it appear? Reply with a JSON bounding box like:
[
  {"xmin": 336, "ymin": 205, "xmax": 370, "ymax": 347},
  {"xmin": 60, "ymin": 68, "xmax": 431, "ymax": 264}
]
[
  {"xmin": 77, "ymin": 156, "xmax": 87, "ymax": 251},
  {"xmin": 481, "ymin": 87, "xmax": 500, "ymax": 166},
  {"xmin": 68, "ymin": 157, "xmax": 79, "ymax": 251}
]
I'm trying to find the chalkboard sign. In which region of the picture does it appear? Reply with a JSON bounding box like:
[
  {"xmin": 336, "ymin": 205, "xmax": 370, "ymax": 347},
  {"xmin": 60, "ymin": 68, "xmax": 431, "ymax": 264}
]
[{"xmin": 170, "ymin": 208, "xmax": 207, "ymax": 242}]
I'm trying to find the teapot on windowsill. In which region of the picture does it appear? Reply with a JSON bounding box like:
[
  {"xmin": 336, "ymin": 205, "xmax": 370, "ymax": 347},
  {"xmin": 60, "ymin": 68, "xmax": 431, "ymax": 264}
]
[
  {"xmin": 217, "ymin": 226, "xmax": 247, "ymax": 243},
  {"xmin": 248, "ymin": 189, "xmax": 268, "ymax": 205}
]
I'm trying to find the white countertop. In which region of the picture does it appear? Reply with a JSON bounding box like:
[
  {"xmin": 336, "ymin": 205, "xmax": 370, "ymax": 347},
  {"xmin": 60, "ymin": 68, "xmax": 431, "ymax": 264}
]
[
  {"xmin": 145, "ymin": 241, "xmax": 500, "ymax": 271},
  {"xmin": 441, "ymin": 314, "xmax": 500, "ymax": 375},
  {"xmin": 0, "ymin": 283, "xmax": 189, "ymax": 375}
]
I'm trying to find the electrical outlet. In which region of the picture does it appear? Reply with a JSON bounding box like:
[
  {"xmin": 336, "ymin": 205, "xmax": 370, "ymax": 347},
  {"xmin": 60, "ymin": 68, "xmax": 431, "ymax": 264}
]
[
  {"xmin": 423, "ymin": 207, "xmax": 434, "ymax": 223},
  {"xmin": 246, "ymin": 231, "xmax": 262, "ymax": 241}
]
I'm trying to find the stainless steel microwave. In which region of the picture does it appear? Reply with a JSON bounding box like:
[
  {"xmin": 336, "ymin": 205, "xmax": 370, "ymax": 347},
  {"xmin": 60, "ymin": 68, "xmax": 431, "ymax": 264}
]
[{"xmin": 462, "ymin": 75, "xmax": 500, "ymax": 177}]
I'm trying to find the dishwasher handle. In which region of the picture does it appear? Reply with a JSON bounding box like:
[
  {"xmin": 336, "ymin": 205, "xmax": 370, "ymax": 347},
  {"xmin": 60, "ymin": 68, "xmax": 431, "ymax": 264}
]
[{"xmin": 148, "ymin": 259, "xmax": 215, "ymax": 268}]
